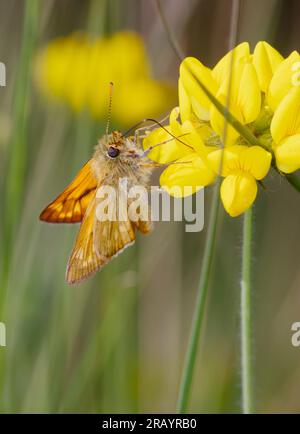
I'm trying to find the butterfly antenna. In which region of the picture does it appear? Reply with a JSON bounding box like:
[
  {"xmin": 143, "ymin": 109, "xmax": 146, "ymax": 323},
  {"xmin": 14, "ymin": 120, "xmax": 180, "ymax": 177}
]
[
  {"xmin": 144, "ymin": 118, "xmax": 193, "ymax": 150},
  {"xmin": 141, "ymin": 133, "xmax": 191, "ymax": 157},
  {"xmin": 106, "ymin": 82, "xmax": 114, "ymax": 140},
  {"xmin": 123, "ymin": 117, "xmax": 193, "ymax": 151}
]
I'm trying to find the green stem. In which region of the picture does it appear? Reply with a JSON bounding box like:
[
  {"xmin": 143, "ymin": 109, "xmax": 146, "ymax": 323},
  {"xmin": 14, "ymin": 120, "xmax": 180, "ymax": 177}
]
[
  {"xmin": 2, "ymin": 0, "xmax": 39, "ymax": 289},
  {"xmin": 0, "ymin": 0, "xmax": 39, "ymax": 410},
  {"xmin": 155, "ymin": 0, "xmax": 185, "ymax": 60},
  {"xmin": 241, "ymin": 207, "xmax": 254, "ymax": 414},
  {"xmin": 5, "ymin": 0, "xmax": 39, "ymax": 225},
  {"xmin": 176, "ymin": 182, "xmax": 220, "ymax": 413}
]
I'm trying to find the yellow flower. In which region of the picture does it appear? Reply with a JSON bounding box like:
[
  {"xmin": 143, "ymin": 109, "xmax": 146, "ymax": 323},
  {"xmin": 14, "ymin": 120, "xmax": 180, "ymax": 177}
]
[
  {"xmin": 143, "ymin": 107, "xmax": 215, "ymax": 197},
  {"xmin": 179, "ymin": 44, "xmax": 262, "ymax": 146},
  {"xmin": 178, "ymin": 42, "xmax": 285, "ymax": 143},
  {"xmin": 207, "ymin": 146, "xmax": 272, "ymax": 217},
  {"xmin": 34, "ymin": 31, "xmax": 176, "ymax": 127},
  {"xmin": 271, "ymin": 86, "xmax": 300, "ymax": 173},
  {"xmin": 144, "ymin": 41, "xmax": 300, "ymax": 216}
]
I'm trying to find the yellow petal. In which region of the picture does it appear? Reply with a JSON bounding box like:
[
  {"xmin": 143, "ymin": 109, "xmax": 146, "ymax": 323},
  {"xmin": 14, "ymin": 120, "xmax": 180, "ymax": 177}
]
[
  {"xmin": 207, "ymin": 145, "xmax": 243, "ymax": 176},
  {"xmin": 143, "ymin": 107, "xmax": 211, "ymax": 164},
  {"xmin": 209, "ymin": 93, "xmax": 243, "ymax": 146},
  {"xmin": 237, "ymin": 62, "xmax": 261, "ymax": 124},
  {"xmin": 220, "ymin": 173, "xmax": 257, "ymax": 217},
  {"xmin": 267, "ymin": 50, "xmax": 300, "ymax": 111},
  {"xmin": 217, "ymin": 60, "xmax": 261, "ymax": 124},
  {"xmin": 274, "ymin": 134, "xmax": 300, "ymax": 173},
  {"xmin": 143, "ymin": 126, "xmax": 172, "ymax": 163},
  {"xmin": 169, "ymin": 107, "xmax": 183, "ymax": 138},
  {"xmin": 143, "ymin": 126, "xmax": 190, "ymax": 164},
  {"xmin": 207, "ymin": 145, "xmax": 271, "ymax": 180},
  {"xmin": 271, "ymin": 86, "xmax": 300, "ymax": 144},
  {"xmin": 253, "ymin": 41, "xmax": 283, "ymax": 93},
  {"xmin": 169, "ymin": 107, "xmax": 211, "ymax": 157},
  {"xmin": 180, "ymin": 120, "xmax": 210, "ymax": 158},
  {"xmin": 239, "ymin": 146, "xmax": 272, "ymax": 179},
  {"xmin": 212, "ymin": 42, "xmax": 250, "ymax": 86},
  {"xmin": 160, "ymin": 153, "xmax": 215, "ymax": 197},
  {"xmin": 209, "ymin": 60, "xmax": 261, "ymax": 143},
  {"xmin": 178, "ymin": 78, "xmax": 192, "ymax": 123},
  {"xmin": 180, "ymin": 57, "xmax": 218, "ymax": 121}
]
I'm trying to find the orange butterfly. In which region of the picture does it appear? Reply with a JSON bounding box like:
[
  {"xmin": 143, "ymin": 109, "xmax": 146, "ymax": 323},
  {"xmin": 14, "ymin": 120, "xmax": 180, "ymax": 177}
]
[{"xmin": 40, "ymin": 130, "xmax": 153, "ymax": 285}]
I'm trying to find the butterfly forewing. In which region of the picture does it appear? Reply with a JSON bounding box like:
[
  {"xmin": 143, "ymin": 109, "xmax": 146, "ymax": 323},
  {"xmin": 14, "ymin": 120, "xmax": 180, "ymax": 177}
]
[{"xmin": 40, "ymin": 160, "xmax": 97, "ymax": 223}]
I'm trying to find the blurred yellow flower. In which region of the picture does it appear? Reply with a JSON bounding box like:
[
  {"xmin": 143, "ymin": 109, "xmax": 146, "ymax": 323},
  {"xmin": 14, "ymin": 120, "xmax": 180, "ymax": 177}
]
[{"xmin": 34, "ymin": 31, "xmax": 176, "ymax": 127}]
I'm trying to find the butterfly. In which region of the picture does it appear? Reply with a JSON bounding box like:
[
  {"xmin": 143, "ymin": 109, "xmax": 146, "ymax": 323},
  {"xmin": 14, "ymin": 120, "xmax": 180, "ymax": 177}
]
[{"xmin": 40, "ymin": 130, "xmax": 154, "ymax": 285}]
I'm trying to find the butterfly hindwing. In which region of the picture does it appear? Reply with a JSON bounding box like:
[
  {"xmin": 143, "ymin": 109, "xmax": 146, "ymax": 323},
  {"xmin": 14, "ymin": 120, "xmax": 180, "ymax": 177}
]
[
  {"xmin": 66, "ymin": 193, "xmax": 105, "ymax": 284},
  {"xmin": 66, "ymin": 186, "xmax": 152, "ymax": 285},
  {"xmin": 93, "ymin": 187, "xmax": 152, "ymax": 259}
]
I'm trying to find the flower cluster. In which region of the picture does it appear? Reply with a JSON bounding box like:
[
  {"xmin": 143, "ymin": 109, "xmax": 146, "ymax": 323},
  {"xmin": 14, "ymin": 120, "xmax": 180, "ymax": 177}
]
[
  {"xmin": 34, "ymin": 31, "xmax": 175, "ymax": 127},
  {"xmin": 144, "ymin": 41, "xmax": 300, "ymax": 217}
]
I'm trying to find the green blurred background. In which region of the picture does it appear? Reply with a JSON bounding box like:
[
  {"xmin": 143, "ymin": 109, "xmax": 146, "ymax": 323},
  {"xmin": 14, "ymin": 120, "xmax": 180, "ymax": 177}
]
[{"xmin": 1, "ymin": 0, "xmax": 300, "ymax": 413}]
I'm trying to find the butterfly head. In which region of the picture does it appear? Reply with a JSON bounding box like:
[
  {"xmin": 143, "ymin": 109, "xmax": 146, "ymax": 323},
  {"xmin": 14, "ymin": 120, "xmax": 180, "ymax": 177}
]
[{"xmin": 102, "ymin": 130, "xmax": 143, "ymax": 163}]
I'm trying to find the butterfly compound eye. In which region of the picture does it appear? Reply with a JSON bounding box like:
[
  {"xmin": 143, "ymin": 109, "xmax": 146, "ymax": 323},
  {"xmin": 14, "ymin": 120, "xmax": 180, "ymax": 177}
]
[{"xmin": 107, "ymin": 146, "xmax": 120, "ymax": 158}]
